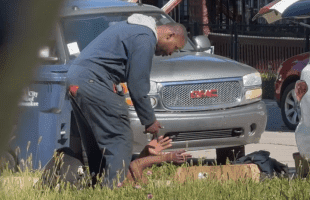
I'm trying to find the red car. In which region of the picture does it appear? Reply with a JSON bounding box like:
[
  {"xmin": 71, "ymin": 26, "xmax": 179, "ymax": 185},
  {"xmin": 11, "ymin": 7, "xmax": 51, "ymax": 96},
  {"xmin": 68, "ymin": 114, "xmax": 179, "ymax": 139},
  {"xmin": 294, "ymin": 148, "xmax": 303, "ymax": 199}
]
[{"xmin": 275, "ymin": 52, "xmax": 310, "ymax": 130}]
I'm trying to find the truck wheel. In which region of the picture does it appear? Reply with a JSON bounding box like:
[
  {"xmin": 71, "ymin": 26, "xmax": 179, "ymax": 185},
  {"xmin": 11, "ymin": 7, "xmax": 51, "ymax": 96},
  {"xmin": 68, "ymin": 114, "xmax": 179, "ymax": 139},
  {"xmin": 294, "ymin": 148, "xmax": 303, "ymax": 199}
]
[
  {"xmin": 216, "ymin": 145, "xmax": 245, "ymax": 165},
  {"xmin": 0, "ymin": 151, "xmax": 17, "ymax": 173},
  {"xmin": 281, "ymin": 82, "xmax": 300, "ymax": 130}
]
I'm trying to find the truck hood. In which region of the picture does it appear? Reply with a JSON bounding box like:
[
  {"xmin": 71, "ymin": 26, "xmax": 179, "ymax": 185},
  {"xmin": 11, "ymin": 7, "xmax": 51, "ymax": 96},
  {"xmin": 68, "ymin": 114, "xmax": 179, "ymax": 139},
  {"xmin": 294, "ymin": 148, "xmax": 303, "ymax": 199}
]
[{"xmin": 150, "ymin": 52, "xmax": 256, "ymax": 82}]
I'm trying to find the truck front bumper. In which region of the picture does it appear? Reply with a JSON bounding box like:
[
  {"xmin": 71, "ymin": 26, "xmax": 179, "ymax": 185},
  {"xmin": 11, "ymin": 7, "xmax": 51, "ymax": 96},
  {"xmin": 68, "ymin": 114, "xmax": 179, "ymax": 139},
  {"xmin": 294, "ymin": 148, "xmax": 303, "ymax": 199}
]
[{"xmin": 130, "ymin": 101, "xmax": 267, "ymax": 153}]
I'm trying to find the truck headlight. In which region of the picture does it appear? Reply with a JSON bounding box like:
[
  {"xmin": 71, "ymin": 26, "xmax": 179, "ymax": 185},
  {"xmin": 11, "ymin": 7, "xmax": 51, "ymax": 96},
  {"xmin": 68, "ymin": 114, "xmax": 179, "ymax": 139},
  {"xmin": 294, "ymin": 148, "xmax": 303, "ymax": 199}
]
[
  {"xmin": 149, "ymin": 81, "xmax": 158, "ymax": 108},
  {"xmin": 150, "ymin": 96, "xmax": 158, "ymax": 108},
  {"xmin": 125, "ymin": 81, "xmax": 158, "ymax": 108},
  {"xmin": 243, "ymin": 72, "xmax": 262, "ymax": 87},
  {"xmin": 245, "ymin": 88, "xmax": 262, "ymax": 100},
  {"xmin": 149, "ymin": 81, "xmax": 157, "ymax": 94}
]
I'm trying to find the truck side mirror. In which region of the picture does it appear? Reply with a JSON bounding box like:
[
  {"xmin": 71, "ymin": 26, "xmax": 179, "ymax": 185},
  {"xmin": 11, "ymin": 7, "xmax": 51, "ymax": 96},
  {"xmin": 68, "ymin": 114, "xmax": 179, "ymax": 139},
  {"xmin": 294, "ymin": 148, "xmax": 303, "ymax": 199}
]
[
  {"xmin": 38, "ymin": 46, "xmax": 59, "ymax": 63},
  {"xmin": 192, "ymin": 35, "xmax": 212, "ymax": 53}
]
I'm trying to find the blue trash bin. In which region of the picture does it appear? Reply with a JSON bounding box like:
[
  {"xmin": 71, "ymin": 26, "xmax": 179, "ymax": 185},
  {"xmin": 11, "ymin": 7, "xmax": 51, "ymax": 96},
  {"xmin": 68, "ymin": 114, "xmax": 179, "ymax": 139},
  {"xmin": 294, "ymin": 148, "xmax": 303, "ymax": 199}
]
[{"xmin": 11, "ymin": 64, "xmax": 72, "ymax": 169}]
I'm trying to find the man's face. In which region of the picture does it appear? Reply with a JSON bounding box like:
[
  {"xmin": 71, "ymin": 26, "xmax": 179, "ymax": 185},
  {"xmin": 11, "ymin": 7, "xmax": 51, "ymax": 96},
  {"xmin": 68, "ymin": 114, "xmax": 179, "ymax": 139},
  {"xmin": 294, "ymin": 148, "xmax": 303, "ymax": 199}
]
[{"xmin": 155, "ymin": 34, "xmax": 185, "ymax": 57}]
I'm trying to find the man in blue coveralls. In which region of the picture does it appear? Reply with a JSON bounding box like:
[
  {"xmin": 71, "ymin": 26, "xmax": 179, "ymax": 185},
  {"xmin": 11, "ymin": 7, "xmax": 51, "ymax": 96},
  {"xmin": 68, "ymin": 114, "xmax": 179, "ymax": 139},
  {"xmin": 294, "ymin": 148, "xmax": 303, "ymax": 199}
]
[{"xmin": 66, "ymin": 14, "xmax": 187, "ymax": 187}]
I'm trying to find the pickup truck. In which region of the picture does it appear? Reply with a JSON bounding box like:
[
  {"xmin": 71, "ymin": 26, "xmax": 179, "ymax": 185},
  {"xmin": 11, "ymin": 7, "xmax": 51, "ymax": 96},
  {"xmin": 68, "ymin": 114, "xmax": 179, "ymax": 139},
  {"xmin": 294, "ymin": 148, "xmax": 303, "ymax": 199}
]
[{"xmin": 10, "ymin": 0, "xmax": 267, "ymax": 169}]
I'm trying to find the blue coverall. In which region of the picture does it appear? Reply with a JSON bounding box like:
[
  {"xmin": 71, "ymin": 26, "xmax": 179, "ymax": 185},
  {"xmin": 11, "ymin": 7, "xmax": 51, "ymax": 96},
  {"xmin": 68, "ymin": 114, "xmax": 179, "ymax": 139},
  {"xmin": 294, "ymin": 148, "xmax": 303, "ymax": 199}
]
[{"xmin": 66, "ymin": 21, "xmax": 157, "ymax": 186}]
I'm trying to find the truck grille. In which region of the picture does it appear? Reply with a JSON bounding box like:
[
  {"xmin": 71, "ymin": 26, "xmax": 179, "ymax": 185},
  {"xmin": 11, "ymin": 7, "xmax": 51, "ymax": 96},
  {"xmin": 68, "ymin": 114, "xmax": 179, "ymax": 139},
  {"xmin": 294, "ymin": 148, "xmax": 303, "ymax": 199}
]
[
  {"xmin": 165, "ymin": 129, "xmax": 240, "ymax": 142},
  {"xmin": 162, "ymin": 80, "xmax": 241, "ymax": 109}
]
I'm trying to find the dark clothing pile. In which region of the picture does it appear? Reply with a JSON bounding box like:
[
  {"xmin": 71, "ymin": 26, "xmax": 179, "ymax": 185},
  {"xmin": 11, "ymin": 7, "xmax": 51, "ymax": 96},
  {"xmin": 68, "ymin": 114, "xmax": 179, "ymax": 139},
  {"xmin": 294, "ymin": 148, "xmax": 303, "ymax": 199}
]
[{"xmin": 233, "ymin": 150, "xmax": 289, "ymax": 177}]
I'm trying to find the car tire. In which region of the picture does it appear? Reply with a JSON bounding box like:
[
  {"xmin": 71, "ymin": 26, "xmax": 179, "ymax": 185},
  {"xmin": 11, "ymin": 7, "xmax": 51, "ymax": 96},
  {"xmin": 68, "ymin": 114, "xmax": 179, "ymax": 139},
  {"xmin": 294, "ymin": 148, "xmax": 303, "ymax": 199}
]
[
  {"xmin": 281, "ymin": 82, "xmax": 301, "ymax": 130},
  {"xmin": 216, "ymin": 145, "xmax": 245, "ymax": 165}
]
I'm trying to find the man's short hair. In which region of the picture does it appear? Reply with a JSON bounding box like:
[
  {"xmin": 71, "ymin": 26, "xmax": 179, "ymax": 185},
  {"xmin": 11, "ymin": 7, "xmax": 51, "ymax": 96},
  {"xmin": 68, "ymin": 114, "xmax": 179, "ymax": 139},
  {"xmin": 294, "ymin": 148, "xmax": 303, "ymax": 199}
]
[{"xmin": 164, "ymin": 23, "xmax": 188, "ymax": 44}]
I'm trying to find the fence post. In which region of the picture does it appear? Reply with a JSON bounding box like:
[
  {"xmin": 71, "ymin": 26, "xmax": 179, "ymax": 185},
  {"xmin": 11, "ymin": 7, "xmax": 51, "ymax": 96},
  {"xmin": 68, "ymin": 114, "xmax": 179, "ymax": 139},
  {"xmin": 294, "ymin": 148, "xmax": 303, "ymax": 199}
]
[
  {"xmin": 194, "ymin": 21, "xmax": 199, "ymax": 36},
  {"xmin": 226, "ymin": 0, "xmax": 230, "ymax": 30},
  {"xmin": 230, "ymin": 23, "xmax": 234, "ymax": 59},
  {"xmin": 306, "ymin": 28, "xmax": 309, "ymax": 52},
  {"xmin": 234, "ymin": 22, "xmax": 238, "ymax": 61},
  {"xmin": 242, "ymin": 0, "xmax": 245, "ymax": 34}
]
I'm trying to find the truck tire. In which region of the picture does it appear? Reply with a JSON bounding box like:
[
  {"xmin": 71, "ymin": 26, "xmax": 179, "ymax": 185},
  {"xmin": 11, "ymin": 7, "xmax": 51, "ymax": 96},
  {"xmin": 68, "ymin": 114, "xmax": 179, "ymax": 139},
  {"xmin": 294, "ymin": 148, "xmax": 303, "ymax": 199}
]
[
  {"xmin": 216, "ymin": 145, "xmax": 245, "ymax": 165},
  {"xmin": 281, "ymin": 82, "xmax": 300, "ymax": 130}
]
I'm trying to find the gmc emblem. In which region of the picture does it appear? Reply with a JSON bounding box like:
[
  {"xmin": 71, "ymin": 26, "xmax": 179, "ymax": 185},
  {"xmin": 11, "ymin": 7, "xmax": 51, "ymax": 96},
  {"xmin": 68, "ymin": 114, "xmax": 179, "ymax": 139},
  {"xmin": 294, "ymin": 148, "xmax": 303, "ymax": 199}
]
[{"xmin": 190, "ymin": 89, "xmax": 218, "ymax": 99}]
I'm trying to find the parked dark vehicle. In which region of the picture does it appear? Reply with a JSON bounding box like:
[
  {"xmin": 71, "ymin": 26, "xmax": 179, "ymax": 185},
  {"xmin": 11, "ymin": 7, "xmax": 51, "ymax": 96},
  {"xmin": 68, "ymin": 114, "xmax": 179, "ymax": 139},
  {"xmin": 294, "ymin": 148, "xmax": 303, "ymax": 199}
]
[
  {"xmin": 7, "ymin": 0, "xmax": 267, "ymax": 170},
  {"xmin": 275, "ymin": 52, "xmax": 310, "ymax": 130}
]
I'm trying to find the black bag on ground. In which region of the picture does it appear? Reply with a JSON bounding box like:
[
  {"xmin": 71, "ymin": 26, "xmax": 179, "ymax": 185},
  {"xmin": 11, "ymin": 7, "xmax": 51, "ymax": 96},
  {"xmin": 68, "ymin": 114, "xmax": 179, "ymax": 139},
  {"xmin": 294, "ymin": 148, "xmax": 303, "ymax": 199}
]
[
  {"xmin": 232, "ymin": 150, "xmax": 289, "ymax": 177},
  {"xmin": 41, "ymin": 147, "xmax": 88, "ymax": 188}
]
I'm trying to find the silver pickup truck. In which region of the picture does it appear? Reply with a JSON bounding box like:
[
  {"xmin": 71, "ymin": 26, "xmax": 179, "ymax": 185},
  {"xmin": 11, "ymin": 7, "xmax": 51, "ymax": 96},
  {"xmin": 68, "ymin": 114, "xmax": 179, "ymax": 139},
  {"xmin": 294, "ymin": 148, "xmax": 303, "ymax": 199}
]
[{"xmin": 12, "ymin": 0, "xmax": 267, "ymax": 168}]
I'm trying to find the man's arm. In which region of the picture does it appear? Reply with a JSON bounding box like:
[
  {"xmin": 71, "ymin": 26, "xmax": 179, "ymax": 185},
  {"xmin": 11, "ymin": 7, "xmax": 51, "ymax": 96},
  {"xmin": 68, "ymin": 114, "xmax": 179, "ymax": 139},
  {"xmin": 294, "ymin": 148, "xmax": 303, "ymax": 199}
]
[
  {"xmin": 125, "ymin": 150, "xmax": 192, "ymax": 185},
  {"xmin": 126, "ymin": 34, "xmax": 157, "ymax": 126}
]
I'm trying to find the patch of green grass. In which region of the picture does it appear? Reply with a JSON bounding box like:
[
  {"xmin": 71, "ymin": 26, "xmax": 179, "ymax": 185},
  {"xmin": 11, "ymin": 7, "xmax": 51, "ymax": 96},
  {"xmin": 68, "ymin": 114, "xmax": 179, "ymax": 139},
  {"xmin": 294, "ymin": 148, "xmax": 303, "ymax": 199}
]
[
  {"xmin": 2, "ymin": 161, "xmax": 310, "ymax": 200},
  {"xmin": 0, "ymin": 151, "xmax": 309, "ymax": 200}
]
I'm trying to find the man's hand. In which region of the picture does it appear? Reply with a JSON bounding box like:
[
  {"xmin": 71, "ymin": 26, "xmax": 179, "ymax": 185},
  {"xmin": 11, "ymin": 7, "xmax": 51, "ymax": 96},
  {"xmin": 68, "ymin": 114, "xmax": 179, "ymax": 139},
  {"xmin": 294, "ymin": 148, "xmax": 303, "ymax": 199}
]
[
  {"xmin": 145, "ymin": 120, "xmax": 162, "ymax": 137},
  {"xmin": 165, "ymin": 150, "xmax": 192, "ymax": 164},
  {"xmin": 137, "ymin": 135, "xmax": 171, "ymax": 159},
  {"xmin": 147, "ymin": 136, "xmax": 172, "ymax": 156}
]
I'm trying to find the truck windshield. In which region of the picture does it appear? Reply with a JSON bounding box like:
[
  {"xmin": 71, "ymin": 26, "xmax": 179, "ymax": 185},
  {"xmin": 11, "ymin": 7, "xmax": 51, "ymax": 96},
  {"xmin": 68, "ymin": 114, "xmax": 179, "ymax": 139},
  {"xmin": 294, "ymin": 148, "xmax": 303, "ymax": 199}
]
[{"xmin": 60, "ymin": 12, "xmax": 195, "ymax": 59}]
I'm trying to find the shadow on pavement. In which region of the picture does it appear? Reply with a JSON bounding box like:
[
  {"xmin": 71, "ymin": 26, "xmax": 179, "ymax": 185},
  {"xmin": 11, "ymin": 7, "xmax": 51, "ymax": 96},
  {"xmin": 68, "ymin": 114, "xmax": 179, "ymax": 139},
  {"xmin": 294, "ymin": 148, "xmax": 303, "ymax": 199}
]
[{"xmin": 265, "ymin": 103, "xmax": 294, "ymax": 133}]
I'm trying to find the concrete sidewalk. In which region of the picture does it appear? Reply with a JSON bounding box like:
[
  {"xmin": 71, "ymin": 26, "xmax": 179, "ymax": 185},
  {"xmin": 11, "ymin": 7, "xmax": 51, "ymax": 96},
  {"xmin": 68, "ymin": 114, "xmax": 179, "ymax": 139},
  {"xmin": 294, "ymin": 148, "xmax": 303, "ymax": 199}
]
[
  {"xmin": 247, "ymin": 131, "xmax": 298, "ymax": 168},
  {"xmin": 190, "ymin": 132, "xmax": 298, "ymax": 168}
]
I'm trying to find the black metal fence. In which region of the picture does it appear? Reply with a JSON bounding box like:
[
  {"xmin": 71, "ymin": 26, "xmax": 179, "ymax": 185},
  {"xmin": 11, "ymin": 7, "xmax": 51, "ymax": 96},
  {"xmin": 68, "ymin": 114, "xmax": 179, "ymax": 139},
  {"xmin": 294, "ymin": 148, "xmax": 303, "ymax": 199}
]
[{"xmin": 183, "ymin": 22, "xmax": 310, "ymax": 73}]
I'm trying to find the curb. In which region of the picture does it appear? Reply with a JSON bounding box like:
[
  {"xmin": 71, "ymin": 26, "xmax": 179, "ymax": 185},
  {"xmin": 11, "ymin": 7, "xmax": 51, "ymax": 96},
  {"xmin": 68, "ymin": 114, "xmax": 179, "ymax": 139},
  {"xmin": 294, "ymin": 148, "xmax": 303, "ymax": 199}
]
[{"xmin": 262, "ymin": 99, "xmax": 278, "ymax": 107}]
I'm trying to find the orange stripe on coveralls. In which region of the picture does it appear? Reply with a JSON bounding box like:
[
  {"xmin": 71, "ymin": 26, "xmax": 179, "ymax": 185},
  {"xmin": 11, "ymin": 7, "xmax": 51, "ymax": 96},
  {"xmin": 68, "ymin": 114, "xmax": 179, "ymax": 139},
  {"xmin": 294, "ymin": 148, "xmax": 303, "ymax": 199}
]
[{"xmin": 69, "ymin": 85, "xmax": 79, "ymax": 97}]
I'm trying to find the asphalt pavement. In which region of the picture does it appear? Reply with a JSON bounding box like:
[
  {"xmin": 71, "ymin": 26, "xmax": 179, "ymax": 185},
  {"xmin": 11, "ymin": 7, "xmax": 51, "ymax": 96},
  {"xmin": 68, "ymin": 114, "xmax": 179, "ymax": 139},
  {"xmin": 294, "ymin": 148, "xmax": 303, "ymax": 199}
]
[
  {"xmin": 249, "ymin": 99, "xmax": 297, "ymax": 168},
  {"xmin": 189, "ymin": 99, "xmax": 298, "ymax": 173}
]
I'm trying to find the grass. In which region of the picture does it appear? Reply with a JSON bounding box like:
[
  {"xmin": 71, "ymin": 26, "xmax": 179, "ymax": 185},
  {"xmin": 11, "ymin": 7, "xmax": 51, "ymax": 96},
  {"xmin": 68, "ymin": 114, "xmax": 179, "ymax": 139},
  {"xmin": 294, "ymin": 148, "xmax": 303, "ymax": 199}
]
[{"xmin": 1, "ymin": 159, "xmax": 310, "ymax": 200}]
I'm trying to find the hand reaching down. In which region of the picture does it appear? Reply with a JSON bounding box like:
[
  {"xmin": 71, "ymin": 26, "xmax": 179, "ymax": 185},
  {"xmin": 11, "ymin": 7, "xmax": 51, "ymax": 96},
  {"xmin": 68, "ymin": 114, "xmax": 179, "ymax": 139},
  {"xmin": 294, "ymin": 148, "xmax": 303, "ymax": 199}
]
[{"xmin": 145, "ymin": 120, "xmax": 162, "ymax": 135}]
